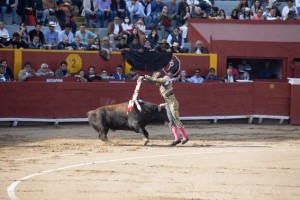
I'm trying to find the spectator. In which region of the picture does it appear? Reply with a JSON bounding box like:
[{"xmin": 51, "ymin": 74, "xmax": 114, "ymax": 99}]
[
  {"xmin": 177, "ymin": 0, "xmax": 188, "ymax": 18},
  {"xmin": 98, "ymin": 0, "xmax": 113, "ymax": 28},
  {"xmin": 107, "ymin": 16, "xmax": 123, "ymax": 43},
  {"xmin": 112, "ymin": 65, "xmax": 126, "ymax": 80},
  {"xmin": 179, "ymin": 5, "xmax": 190, "ymax": 41},
  {"xmin": 166, "ymin": 27, "xmax": 189, "ymax": 53},
  {"xmin": 127, "ymin": 27, "xmax": 140, "ymax": 45},
  {"xmin": 165, "ymin": 0, "xmax": 179, "ymax": 25},
  {"xmin": 266, "ymin": 6, "xmax": 282, "ymax": 20},
  {"xmin": 170, "ymin": 41, "xmax": 183, "ymax": 53},
  {"xmin": 208, "ymin": 6, "xmax": 219, "ymax": 19},
  {"xmin": 99, "ymin": 68, "xmax": 115, "ymax": 79},
  {"xmin": 218, "ymin": 9, "xmax": 227, "ymax": 19},
  {"xmin": 0, "ymin": 64, "xmax": 11, "ymax": 82},
  {"xmin": 18, "ymin": 22, "xmax": 29, "ymax": 44},
  {"xmin": 187, "ymin": 0, "xmax": 199, "ymax": 15},
  {"xmin": 28, "ymin": 23, "xmax": 45, "ymax": 43},
  {"xmin": 199, "ymin": 0, "xmax": 213, "ymax": 15},
  {"xmin": 193, "ymin": 40, "xmax": 208, "ymax": 54},
  {"xmin": 58, "ymin": 23, "xmax": 74, "ymax": 43},
  {"xmin": 177, "ymin": 70, "xmax": 189, "ymax": 82},
  {"xmin": 0, "ymin": 33, "xmax": 10, "ymax": 48},
  {"xmin": 193, "ymin": 6, "xmax": 208, "ymax": 18},
  {"xmin": 187, "ymin": 68, "xmax": 204, "ymax": 83},
  {"xmin": 142, "ymin": 39, "xmax": 155, "ymax": 51},
  {"xmin": 230, "ymin": 8, "xmax": 239, "ymax": 19},
  {"xmin": 258, "ymin": 60, "xmax": 273, "ymax": 79},
  {"xmin": 86, "ymin": 36, "xmax": 101, "ymax": 50},
  {"xmin": 235, "ymin": 0, "xmax": 249, "ymax": 15},
  {"xmin": 56, "ymin": 2, "xmax": 77, "ymax": 34},
  {"xmin": 18, "ymin": 62, "xmax": 38, "ymax": 81},
  {"xmin": 147, "ymin": 28, "xmax": 159, "ymax": 48},
  {"xmin": 285, "ymin": 9, "xmax": 298, "ymax": 20},
  {"xmin": 16, "ymin": 0, "xmax": 35, "ymax": 24},
  {"xmin": 28, "ymin": 35, "xmax": 43, "ymax": 49},
  {"xmin": 101, "ymin": 35, "xmax": 116, "ymax": 53},
  {"xmin": 0, "ymin": 59, "xmax": 13, "ymax": 80},
  {"xmin": 121, "ymin": 16, "xmax": 133, "ymax": 41},
  {"xmin": 252, "ymin": 8, "xmax": 264, "ymax": 20},
  {"xmin": 0, "ymin": 0, "xmax": 16, "ymax": 25},
  {"xmin": 9, "ymin": 32, "xmax": 29, "ymax": 49},
  {"xmin": 251, "ymin": 0, "xmax": 263, "ymax": 14},
  {"xmin": 239, "ymin": 7, "xmax": 253, "ymax": 20},
  {"xmin": 151, "ymin": 0, "xmax": 165, "ymax": 25},
  {"xmin": 55, "ymin": 61, "xmax": 71, "ymax": 77},
  {"xmin": 297, "ymin": 0, "xmax": 300, "ymax": 16},
  {"xmin": 221, "ymin": 68, "xmax": 237, "ymax": 82},
  {"xmin": 75, "ymin": 69, "xmax": 88, "ymax": 82},
  {"xmin": 129, "ymin": 37, "xmax": 143, "ymax": 51},
  {"xmin": 227, "ymin": 62, "xmax": 239, "ymax": 79},
  {"xmin": 138, "ymin": 0, "xmax": 152, "ymax": 28},
  {"xmin": 241, "ymin": 71, "xmax": 254, "ymax": 81},
  {"xmin": 115, "ymin": 37, "xmax": 130, "ymax": 52},
  {"xmin": 36, "ymin": 63, "xmax": 54, "ymax": 77},
  {"xmin": 71, "ymin": 37, "xmax": 86, "ymax": 50},
  {"xmin": 205, "ymin": 68, "xmax": 218, "ymax": 80},
  {"xmin": 126, "ymin": 67, "xmax": 140, "ymax": 80},
  {"xmin": 44, "ymin": 21, "xmax": 59, "ymax": 48},
  {"xmin": 156, "ymin": 39, "xmax": 171, "ymax": 52},
  {"xmin": 111, "ymin": 0, "xmax": 127, "ymax": 20},
  {"xmin": 237, "ymin": 59, "xmax": 252, "ymax": 78},
  {"xmin": 82, "ymin": 0, "xmax": 100, "ymax": 28},
  {"xmin": 262, "ymin": 6, "xmax": 272, "ymax": 19},
  {"xmin": 75, "ymin": 24, "xmax": 97, "ymax": 45},
  {"xmin": 134, "ymin": 17, "xmax": 146, "ymax": 44},
  {"xmin": 0, "ymin": 21, "xmax": 9, "ymax": 38},
  {"xmin": 72, "ymin": 0, "xmax": 83, "ymax": 15},
  {"xmin": 42, "ymin": 0, "xmax": 58, "ymax": 24},
  {"xmin": 84, "ymin": 65, "xmax": 102, "ymax": 82},
  {"xmin": 158, "ymin": 6, "xmax": 174, "ymax": 40},
  {"xmin": 34, "ymin": 0, "xmax": 47, "ymax": 26},
  {"xmin": 282, "ymin": 0, "xmax": 298, "ymax": 20},
  {"xmin": 57, "ymin": 36, "xmax": 73, "ymax": 50}
]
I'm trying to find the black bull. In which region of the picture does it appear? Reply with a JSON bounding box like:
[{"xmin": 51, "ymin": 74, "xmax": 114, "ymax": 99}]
[{"xmin": 87, "ymin": 101, "xmax": 169, "ymax": 145}]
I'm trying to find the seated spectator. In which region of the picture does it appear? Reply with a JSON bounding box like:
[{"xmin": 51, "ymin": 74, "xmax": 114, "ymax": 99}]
[
  {"xmin": 0, "ymin": 33, "xmax": 10, "ymax": 48},
  {"xmin": 218, "ymin": 9, "xmax": 227, "ymax": 19},
  {"xmin": 208, "ymin": 6, "xmax": 219, "ymax": 19},
  {"xmin": 42, "ymin": 0, "xmax": 59, "ymax": 24},
  {"xmin": 156, "ymin": 39, "xmax": 171, "ymax": 52},
  {"xmin": 262, "ymin": 6, "xmax": 271, "ymax": 19},
  {"xmin": 0, "ymin": 64, "xmax": 11, "ymax": 82},
  {"xmin": 101, "ymin": 36, "xmax": 116, "ymax": 53},
  {"xmin": 127, "ymin": 27, "xmax": 140, "ymax": 45},
  {"xmin": 127, "ymin": 0, "xmax": 144, "ymax": 24},
  {"xmin": 111, "ymin": 0, "xmax": 127, "ymax": 20},
  {"xmin": 34, "ymin": 0, "xmax": 47, "ymax": 26},
  {"xmin": 147, "ymin": 28, "xmax": 159, "ymax": 48},
  {"xmin": 36, "ymin": 63, "xmax": 54, "ymax": 77},
  {"xmin": 228, "ymin": 62, "xmax": 239, "ymax": 79},
  {"xmin": 241, "ymin": 71, "xmax": 254, "ymax": 81},
  {"xmin": 235, "ymin": 0, "xmax": 249, "ymax": 15},
  {"xmin": 165, "ymin": 0, "xmax": 178, "ymax": 25},
  {"xmin": 134, "ymin": 17, "xmax": 146, "ymax": 45},
  {"xmin": 18, "ymin": 62, "xmax": 38, "ymax": 81},
  {"xmin": 75, "ymin": 24, "xmax": 97, "ymax": 45},
  {"xmin": 75, "ymin": 69, "xmax": 88, "ymax": 82},
  {"xmin": 81, "ymin": 0, "xmax": 100, "ymax": 28},
  {"xmin": 205, "ymin": 68, "xmax": 218, "ymax": 80},
  {"xmin": 170, "ymin": 42, "xmax": 183, "ymax": 53},
  {"xmin": 285, "ymin": 9, "xmax": 298, "ymax": 20},
  {"xmin": 251, "ymin": 0, "xmax": 263, "ymax": 14},
  {"xmin": 129, "ymin": 37, "xmax": 143, "ymax": 51},
  {"xmin": 282, "ymin": 0, "xmax": 298, "ymax": 20},
  {"xmin": 0, "ymin": 21, "xmax": 9, "ymax": 38},
  {"xmin": 71, "ymin": 37, "xmax": 86, "ymax": 50},
  {"xmin": 98, "ymin": 0, "xmax": 113, "ymax": 28},
  {"xmin": 99, "ymin": 69, "xmax": 115, "ymax": 79},
  {"xmin": 258, "ymin": 60, "xmax": 273, "ymax": 79},
  {"xmin": 18, "ymin": 23, "xmax": 29, "ymax": 44},
  {"xmin": 151, "ymin": 0, "xmax": 164, "ymax": 25},
  {"xmin": 239, "ymin": 7, "xmax": 253, "ymax": 19},
  {"xmin": 28, "ymin": 23, "xmax": 45, "ymax": 43},
  {"xmin": 179, "ymin": 5, "xmax": 190, "ymax": 41},
  {"xmin": 16, "ymin": 0, "xmax": 35, "ymax": 24},
  {"xmin": 107, "ymin": 16, "xmax": 123, "ymax": 43},
  {"xmin": 237, "ymin": 59, "xmax": 252, "ymax": 79},
  {"xmin": 230, "ymin": 8, "xmax": 239, "ymax": 19},
  {"xmin": 221, "ymin": 68, "xmax": 237, "ymax": 82},
  {"xmin": 55, "ymin": 61, "xmax": 71, "ymax": 77},
  {"xmin": 193, "ymin": 40, "xmax": 208, "ymax": 54},
  {"xmin": 121, "ymin": 16, "xmax": 133, "ymax": 40},
  {"xmin": 166, "ymin": 27, "xmax": 189, "ymax": 53},
  {"xmin": 115, "ymin": 37, "xmax": 130, "ymax": 52},
  {"xmin": 252, "ymin": 8, "xmax": 264, "ymax": 20},
  {"xmin": 1, "ymin": 0, "xmax": 16, "ymax": 25},
  {"xmin": 158, "ymin": 6, "xmax": 174, "ymax": 40},
  {"xmin": 0, "ymin": 59, "xmax": 14, "ymax": 80},
  {"xmin": 56, "ymin": 2, "xmax": 77, "ymax": 34},
  {"xmin": 139, "ymin": 0, "xmax": 152, "ymax": 28},
  {"xmin": 112, "ymin": 65, "xmax": 126, "ymax": 80},
  {"xmin": 266, "ymin": 6, "xmax": 282, "ymax": 20},
  {"xmin": 28, "ymin": 35, "xmax": 43, "ymax": 49},
  {"xmin": 57, "ymin": 36, "xmax": 73, "ymax": 50},
  {"xmin": 84, "ymin": 65, "xmax": 102, "ymax": 82},
  {"xmin": 58, "ymin": 24, "xmax": 74, "ymax": 43},
  {"xmin": 126, "ymin": 67, "xmax": 139, "ymax": 80},
  {"xmin": 187, "ymin": 0, "xmax": 199, "ymax": 14},
  {"xmin": 44, "ymin": 22, "xmax": 59, "ymax": 48},
  {"xmin": 199, "ymin": 0, "xmax": 213, "ymax": 15},
  {"xmin": 86, "ymin": 37, "xmax": 101, "ymax": 50},
  {"xmin": 9, "ymin": 32, "xmax": 28, "ymax": 49},
  {"xmin": 193, "ymin": 6, "xmax": 208, "ymax": 19},
  {"xmin": 187, "ymin": 68, "xmax": 204, "ymax": 83},
  {"xmin": 177, "ymin": 70, "xmax": 189, "ymax": 82},
  {"xmin": 143, "ymin": 39, "xmax": 155, "ymax": 52}
]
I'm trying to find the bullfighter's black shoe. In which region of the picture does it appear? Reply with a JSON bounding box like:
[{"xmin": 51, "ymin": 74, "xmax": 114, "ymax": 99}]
[
  {"xmin": 170, "ymin": 140, "xmax": 181, "ymax": 146},
  {"xmin": 182, "ymin": 137, "xmax": 189, "ymax": 145}
]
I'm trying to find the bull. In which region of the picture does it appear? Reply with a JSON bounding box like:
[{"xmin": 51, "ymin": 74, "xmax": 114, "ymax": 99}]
[{"xmin": 87, "ymin": 101, "xmax": 169, "ymax": 145}]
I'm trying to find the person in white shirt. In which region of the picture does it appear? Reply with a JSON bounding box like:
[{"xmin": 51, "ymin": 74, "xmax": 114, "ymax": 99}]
[
  {"xmin": 0, "ymin": 21, "xmax": 9, "ymax": 39},
  {"xmin": 187, "ymin": 68, "xmax": 204, "ymax": 83},
  {"xmin": 282, "ymin": 0, "xmax": 299, "ymax": 20}
]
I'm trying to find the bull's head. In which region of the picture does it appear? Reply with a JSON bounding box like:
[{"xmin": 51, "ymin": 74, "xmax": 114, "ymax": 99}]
[{"xmin": 155, "ymin": 103, "xmax": 169, "ymax": 124}]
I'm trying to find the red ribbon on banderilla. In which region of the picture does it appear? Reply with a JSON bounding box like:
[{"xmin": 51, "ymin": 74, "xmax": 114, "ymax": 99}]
[{"xmin": 127, "ymin": 80, "xmax": 142, "ymax": 114}]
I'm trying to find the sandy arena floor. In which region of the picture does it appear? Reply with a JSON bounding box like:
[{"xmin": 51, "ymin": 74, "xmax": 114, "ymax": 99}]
[{"xmin": 0, "ymin": 123, "xmax": 300, "ymax": 200}]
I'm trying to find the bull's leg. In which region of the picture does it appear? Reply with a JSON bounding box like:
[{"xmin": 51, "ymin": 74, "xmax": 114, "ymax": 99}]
[{"xmin": 141, "ymin": 127, "xmax": 149, "ymax": 146}]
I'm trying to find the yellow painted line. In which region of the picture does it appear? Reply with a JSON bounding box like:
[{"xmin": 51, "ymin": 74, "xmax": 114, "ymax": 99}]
[
  {"xmin": 13, "ymin": 49, "xmax": 22, "ymax": 80},
  {"xmin": 209, "ymin": 54, "xmax": 218, "ymax": 73}
]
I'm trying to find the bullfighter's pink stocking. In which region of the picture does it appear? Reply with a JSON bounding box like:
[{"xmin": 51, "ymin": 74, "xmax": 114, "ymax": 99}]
[
  {"xmin": 171, "ymin": 127, "xmax": 180, "ymax": 141},
  {"xmin": 179, "ymin": 127, "xmax": 187, "ymax": 139}
]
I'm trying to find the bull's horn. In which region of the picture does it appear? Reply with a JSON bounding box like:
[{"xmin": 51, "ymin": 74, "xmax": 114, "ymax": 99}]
[{"xmin": 158, "ymin": 103, "xmax": 167, "ymax": 111}]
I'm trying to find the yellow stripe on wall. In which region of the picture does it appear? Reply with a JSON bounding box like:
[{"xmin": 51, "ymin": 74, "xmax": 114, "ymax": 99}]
[
  {"xmin": 209, "ymin": 54, "xmax": 218, "ymax": 73},
  {"xmin": 13, "ymin": 49, "xmax": 22, "ymax": 80}
]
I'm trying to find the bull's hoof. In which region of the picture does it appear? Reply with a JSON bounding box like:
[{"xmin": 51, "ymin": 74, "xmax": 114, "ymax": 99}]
[{"xmin": 143, "ymin": 139, "xmax": 149, "ymax": 146}]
